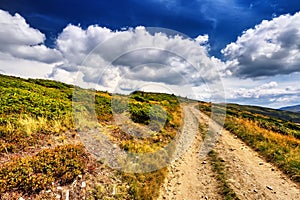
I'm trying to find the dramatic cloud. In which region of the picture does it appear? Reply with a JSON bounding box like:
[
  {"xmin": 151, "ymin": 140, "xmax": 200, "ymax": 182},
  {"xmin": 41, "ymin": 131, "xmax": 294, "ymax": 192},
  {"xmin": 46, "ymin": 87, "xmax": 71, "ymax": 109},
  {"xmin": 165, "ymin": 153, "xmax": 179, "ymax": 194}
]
[
  {"xmin": 0, "ymin": 10, "xmax": 62, "ymax": 64},
  {"xmin": 0, "ymin": 8, "xmax": 224, "ymax": 99},
  {"xmin": 52, "ymin": 25, "xmax": 224, "ymax": 93},
  {"xmin": 222, "ymin": 12, "xmax": 300, "ymax": 78}
]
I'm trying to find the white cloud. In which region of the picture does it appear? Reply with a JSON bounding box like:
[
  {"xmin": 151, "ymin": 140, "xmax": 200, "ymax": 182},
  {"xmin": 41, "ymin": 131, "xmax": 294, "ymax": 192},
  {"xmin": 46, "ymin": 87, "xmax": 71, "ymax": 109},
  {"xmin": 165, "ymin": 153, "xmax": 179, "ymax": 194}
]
[
  {"xmin": 0, "ymin": 10, "xmax": 44, "ymax": 45},
  {"xmin": 52, "ymin": 25, "xmax": 225, "ymax": 96},
  {"xmin": 0, "ymin": 52, "xmax": 56, "ymax": 79},
  {"xmin": 222, "ymin": 12, "xmax": 300, "ymax": 78},
  {"xmin": 229, "ymin": 81, "xmax": 282, "ymax": 99},
  {"xmin": 223, "ymin": 74, "xmax": 300, "ymax": 108},
  {"xmin": 0, "ymin": 9, "xmax": 224, "ymax": 101},
  {"xmin": 0, "ymin": 9, "xmax": 62, "ymax": 64},
  {"xmin": 195, "ymin": 34, "xmax": 209, "ymax": 45}
]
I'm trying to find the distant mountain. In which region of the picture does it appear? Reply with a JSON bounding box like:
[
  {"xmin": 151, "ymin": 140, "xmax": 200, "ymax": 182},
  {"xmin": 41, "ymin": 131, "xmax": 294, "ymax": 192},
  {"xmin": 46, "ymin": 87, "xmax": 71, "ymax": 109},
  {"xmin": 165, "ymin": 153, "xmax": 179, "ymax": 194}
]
[
  {"xmin": 224, "ymin": 103, "xmax": 300, "ymax": 123},
  {"xmin": 280, "ymin": 105, "xmax": 300, "ymax": 113}
]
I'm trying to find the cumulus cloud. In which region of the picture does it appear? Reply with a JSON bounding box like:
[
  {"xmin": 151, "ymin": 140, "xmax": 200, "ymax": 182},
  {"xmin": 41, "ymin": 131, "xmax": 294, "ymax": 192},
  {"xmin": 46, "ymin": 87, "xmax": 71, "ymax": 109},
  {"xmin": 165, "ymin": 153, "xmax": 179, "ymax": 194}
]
[
  {"xmin": 0, "ymin": 52, "xmax": 56, "ymax": 79},
  {"xmin": 224, "ymin": 78, "xmax": 300, "ymax": 108},
  {"xmin": 0, "ymin": 10, "xmax": 43, "ymax": 45},
  {"xmin": 229, "ymin": 81, "xmax": 281, "ymax": 99},
  {"xmin": 0, "ymin": 9, "xmax": 62, "ymax": 63},
  {"xmin": 52, "ymin": 25, "xmax": 224, "ymax": 93},
  {"xmin": 222, "ymin": 12, "xmax": 300, "ymax": 78},
  {"xmin": 195, "ymin": 34, "xmax": 209, "ymax": 45},
  {"xmin": 0, "ymin": 9, "xmax": 225, "ymax": 102}
]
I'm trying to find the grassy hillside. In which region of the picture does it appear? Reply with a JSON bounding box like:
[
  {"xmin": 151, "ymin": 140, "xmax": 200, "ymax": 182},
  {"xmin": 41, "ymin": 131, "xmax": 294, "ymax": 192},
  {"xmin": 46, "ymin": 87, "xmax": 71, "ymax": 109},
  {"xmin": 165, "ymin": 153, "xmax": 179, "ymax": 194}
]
[
  {"xmin": 0, "ymin": 74, "xmax": 182, "ymax": 199},
  {"xmin": 226, "ymin": 103, "xmax": 300, "ymax": 123},
  {"xmin": 199, "ymin": 102, "xmax": 300, "ymax": 182},
  {"xmin": 1, "ymin": 74, "xmax": 299, "ymax": 199}
]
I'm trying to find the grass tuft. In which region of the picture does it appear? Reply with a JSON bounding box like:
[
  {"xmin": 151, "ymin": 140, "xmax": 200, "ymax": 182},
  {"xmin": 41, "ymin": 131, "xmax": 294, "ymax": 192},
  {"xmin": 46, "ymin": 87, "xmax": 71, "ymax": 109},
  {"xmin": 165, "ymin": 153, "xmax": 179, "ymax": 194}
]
[{"xmin": 208, "ymin": 150, "xmax": 240, "ymax": 200}]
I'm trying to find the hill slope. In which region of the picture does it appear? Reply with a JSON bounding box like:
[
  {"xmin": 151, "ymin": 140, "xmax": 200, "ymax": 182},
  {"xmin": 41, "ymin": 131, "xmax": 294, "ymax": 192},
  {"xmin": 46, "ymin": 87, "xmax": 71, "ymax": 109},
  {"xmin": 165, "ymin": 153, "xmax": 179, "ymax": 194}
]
[
  {"xmin": 0, "ymin": 74, "xmax": 183, "ymax": 199},
  {"xmin": 280, "ymin": 104, "xmax": 300, "ymax": 113},
  {"xmin": 226, "ymin": 103, "xmax": 300, "ymax": 123}
]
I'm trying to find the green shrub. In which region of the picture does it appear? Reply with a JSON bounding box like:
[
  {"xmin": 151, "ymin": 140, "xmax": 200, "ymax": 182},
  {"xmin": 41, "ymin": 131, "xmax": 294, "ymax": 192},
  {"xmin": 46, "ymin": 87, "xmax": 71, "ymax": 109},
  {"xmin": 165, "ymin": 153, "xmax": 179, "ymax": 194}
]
[
  {"xmin": 129, "ymin": 103, "xmax": 151, "ymax": 124},
  {"xmin": 0, "ymin": 144, "xmax": 87, "ymax": 193}
]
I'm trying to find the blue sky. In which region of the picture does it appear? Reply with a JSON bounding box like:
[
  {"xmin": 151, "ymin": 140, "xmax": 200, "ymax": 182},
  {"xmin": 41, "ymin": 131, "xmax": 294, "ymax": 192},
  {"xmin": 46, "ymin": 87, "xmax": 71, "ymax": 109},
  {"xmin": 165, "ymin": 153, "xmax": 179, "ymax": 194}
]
[{"xmin": 0, "ymin": 0, "xmax": 300, "ymax": 108}]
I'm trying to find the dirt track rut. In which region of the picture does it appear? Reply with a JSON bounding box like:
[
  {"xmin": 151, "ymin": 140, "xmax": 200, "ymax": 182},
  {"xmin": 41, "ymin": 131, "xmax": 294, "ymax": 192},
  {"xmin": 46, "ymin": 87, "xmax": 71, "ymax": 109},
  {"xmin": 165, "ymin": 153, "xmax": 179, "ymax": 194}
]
[{"xmin": 157, "ymin": 105, "xmax": 300, "ymax": 200}]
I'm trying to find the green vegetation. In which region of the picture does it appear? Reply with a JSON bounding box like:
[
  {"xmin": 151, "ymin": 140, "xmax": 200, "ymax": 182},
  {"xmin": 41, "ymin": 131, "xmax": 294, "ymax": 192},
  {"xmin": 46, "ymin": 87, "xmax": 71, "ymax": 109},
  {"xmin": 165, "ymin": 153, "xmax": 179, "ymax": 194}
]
[
  {"xmin": 2, "ymin": 73, "xmax": 299, "ymax": 198},
  {"xmin": 0, "ymin": 144, "xmax": 87, "ymax": 193},
  {"xmin": 0, "ymin": 115, "xmax": 73, "ymax": 153},
  {"xmin": 225, "ymin": 103, "xmax": 300, "ymax": 139},
  {"xmin": 199, "ymin": 102, "xmax": 300, "ymax": 183},
  {"xmin": 100, "ymin": 91, "xmax": 182, "ymax": 199},
  {"xmin": 120, "ymin": 168, "xmax": 167, "ymax": 200},
  {"xmin": 129, "ymin": 91, "xmax": 181, "ymax": 128},
  {"xmin": 0, "ymin": 75, "xmax": 74, "ymax": 154},
  {"xmin": 107, "ymin": 91, "xmax": 181, "ymax": 154},
  {"xmin": 208, "ymin": 150, "xmax": 240, "ymax": 200},
  {"xmin": 0, "ymin": 75, "xmax": 73, "ymax": 120},
  {"xmin": 0, "ymin": 74, "xmax": 182, "ymax": 199},
  {"xmin": 227, "ymin": 103, "xmax": 300, "ymax": 123}
]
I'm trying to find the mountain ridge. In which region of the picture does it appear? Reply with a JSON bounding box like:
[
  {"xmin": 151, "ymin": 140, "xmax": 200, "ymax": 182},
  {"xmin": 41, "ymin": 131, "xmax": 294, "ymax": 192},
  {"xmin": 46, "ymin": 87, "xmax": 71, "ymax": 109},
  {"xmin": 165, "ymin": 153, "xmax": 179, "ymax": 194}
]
[{"xmin": 280, "ymin": 104, "xmax": 300, "ymax": 113}]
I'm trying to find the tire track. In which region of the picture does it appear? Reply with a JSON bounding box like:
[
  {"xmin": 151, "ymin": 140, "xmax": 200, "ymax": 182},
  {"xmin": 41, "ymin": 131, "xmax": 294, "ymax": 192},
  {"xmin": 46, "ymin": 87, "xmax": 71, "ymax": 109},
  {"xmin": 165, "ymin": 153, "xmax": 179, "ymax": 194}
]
[{"xmin": 157, "ymin": 106, "xmax": 222, "ymax": 200}]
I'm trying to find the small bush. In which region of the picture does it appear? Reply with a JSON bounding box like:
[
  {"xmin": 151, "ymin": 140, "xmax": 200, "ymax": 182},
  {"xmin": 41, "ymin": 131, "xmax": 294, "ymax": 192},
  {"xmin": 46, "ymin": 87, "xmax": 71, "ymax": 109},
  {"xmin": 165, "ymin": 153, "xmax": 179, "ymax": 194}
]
[
  {"xmin": 129, "ymin": 103, "xmax": 151, "ymax": 124},
  {"xmin": 0, "ymin": 144, "xmax": 87, "ymax": 193},
  {"xmin": 120, "ymin": 168, "xmax": 167, "ymax": 200}
]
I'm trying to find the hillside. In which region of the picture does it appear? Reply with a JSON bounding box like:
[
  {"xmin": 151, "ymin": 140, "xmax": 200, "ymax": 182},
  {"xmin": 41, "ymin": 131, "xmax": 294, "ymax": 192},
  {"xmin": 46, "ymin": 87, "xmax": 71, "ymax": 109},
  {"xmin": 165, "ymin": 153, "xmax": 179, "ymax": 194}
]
[
  {"xmin": 226, "ymin": 103, "xmax": 300, "ymax": 123},
  {"xmin": 280, "ymin": 104, "xmax": 300, "ymax": 113},
  {"xmin": 0, "ymin": 74, "xmax": 299, "ymax": 199},
  {"xmin": 0, "ymin": 74, "xmax": 183, "ymax": 199}
]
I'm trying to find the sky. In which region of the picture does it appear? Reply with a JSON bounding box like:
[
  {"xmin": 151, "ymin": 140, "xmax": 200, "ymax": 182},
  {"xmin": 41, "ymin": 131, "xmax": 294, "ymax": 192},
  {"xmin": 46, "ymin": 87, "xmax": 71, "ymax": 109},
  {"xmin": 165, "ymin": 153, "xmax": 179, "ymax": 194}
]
[{"xmin": 0, "ymin": 0, "xmax": 300, "ymax": 108}]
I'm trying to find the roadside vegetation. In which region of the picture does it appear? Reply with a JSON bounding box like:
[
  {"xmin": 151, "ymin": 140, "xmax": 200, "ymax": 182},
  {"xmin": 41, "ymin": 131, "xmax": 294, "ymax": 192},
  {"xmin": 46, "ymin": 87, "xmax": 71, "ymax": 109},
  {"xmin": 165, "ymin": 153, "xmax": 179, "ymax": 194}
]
[
  {"xmin": 199, "ymin": 102, "xmax": 300, "ymax": 183},
  {"xmin": 0, "ymin": 144, "xmax": 87, "ymax": 193},
  {"xmin": 0, "ymin": 74, "xmax": 182, "ymax": 199}
]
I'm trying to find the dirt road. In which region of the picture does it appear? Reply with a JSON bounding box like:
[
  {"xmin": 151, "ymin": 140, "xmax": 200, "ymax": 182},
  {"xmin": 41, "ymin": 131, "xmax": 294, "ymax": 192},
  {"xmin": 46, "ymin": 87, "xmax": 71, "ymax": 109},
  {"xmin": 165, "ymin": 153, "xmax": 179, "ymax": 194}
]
[{"xmin": 157, "ymin": 105, "xmax": 300, "ymax": 200}]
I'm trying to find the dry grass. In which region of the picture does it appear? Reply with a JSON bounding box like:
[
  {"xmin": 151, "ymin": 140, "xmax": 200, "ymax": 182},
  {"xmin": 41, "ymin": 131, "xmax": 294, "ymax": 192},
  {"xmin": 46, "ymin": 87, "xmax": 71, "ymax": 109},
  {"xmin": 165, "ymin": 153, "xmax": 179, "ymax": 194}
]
[{"xmin": 225, "ymin": 117, "xmax": 300, "ymax": 182}]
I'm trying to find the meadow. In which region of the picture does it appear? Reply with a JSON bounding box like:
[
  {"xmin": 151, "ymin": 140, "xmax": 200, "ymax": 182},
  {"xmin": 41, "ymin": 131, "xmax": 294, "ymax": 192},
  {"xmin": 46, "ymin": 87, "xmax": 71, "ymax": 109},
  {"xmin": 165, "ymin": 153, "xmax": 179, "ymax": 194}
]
[{"xmin": 0, "ymin": 74, "xmax": 182, "ymax": 199}]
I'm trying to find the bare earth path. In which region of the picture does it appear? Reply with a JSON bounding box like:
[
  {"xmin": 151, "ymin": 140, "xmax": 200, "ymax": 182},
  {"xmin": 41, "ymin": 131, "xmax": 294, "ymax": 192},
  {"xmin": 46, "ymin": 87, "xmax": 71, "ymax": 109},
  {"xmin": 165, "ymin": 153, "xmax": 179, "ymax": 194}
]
[
  {"xmin": 157, "ymin": 105, "xmax": 300, "ymax": 200},
  {"xmin": 157, "ymin": 106, "xmax": 223, "ymax": 200},
  {"xmin": 197, "ymin": 108, "xmax": 300, "ymax": 200}
]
